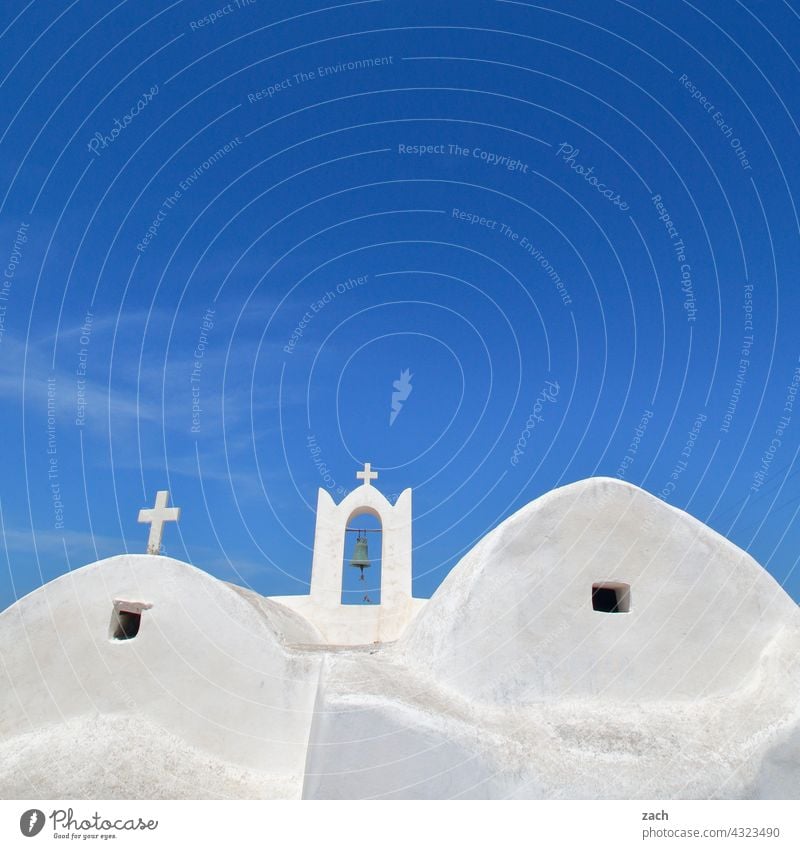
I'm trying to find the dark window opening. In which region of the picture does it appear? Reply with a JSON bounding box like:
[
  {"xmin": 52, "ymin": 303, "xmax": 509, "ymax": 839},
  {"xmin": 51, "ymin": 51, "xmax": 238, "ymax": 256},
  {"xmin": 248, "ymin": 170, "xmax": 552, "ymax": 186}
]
[
  {"xmin": 591, "ymin": 583, "xmax": 631, "ymax": 613},
  {"xmin": 111, "ymin": 609, "xmax": 142, "ymax": 640}
]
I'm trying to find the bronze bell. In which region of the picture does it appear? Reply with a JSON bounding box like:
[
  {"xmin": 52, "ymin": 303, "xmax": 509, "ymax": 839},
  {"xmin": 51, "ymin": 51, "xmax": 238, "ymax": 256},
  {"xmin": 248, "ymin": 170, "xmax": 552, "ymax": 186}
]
[{"xmin": 350, "ymin": 535, "xmax": 370, "ymax": 579}]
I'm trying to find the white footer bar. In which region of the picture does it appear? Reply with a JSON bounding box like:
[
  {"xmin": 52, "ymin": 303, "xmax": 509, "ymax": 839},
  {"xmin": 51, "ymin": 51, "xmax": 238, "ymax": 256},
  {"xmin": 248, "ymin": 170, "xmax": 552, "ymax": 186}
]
[{"xmin": 1, "ymin": 799, "xmax": 797, "ymax": 848}]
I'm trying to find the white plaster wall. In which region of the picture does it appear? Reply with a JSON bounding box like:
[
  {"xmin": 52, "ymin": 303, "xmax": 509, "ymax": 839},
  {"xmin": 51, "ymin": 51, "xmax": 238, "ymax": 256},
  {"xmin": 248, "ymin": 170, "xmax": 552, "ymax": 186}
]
[
  {"xmin": 301, "ymin": 638, "xmax": 800, "ymax": 799},
  {"xmin": 0, "ymin": 555, "xmax": 322, "ymax": 798},
  {"xmin": 309, "ymin": 487, "xmax": 413, "ymax": 608},
  {"xmin": 399, "ymin": 477, "xmax": 800, "ymax": 703},
  {"xmin": 270, "ymin": 485, "xmax": 421, "ymax": 645},
  {"xmin": 2, "ymin": 478, "xmax": 799, "ymax": 800},
  {"xmin": 301, "ymin": 650, "xmax": 514, "ymax": 799},
  {"xmin": 0, "ymin": 713, "xmax": 300, "ymax": 800},
  {"xmin": 269, "ymin": 594, "xmax": 426, "ymax": 646}
]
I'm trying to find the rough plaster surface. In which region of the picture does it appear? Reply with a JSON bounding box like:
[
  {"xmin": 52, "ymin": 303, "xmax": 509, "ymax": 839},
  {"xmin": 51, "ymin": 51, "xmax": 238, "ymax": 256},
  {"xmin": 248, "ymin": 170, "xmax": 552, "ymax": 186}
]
[
  {"xmin": 0, "ymin": 714, "xmax": 298, "ymax": 800},
  {"xmin": 1, "ymin": 478, "xmax": 798, "ymax": 799},
  {"xmin": 0, "ymin": 555, "xmax": 321, "ymax": 798},
  {"xmin": 400, "ymin": 477, "xmax": 800, "ymax": 703}
]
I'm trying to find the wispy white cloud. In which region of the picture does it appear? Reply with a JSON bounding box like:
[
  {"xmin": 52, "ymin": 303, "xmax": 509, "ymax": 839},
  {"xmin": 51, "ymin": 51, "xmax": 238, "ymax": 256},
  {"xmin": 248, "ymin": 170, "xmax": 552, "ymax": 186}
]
[
  {"xmin": 1, "ymin": 525, "xmax": 121, "ymax": 557},
  {"xmin": 0, "ymin": 334, "xmax": 163, "ymax": 428}
]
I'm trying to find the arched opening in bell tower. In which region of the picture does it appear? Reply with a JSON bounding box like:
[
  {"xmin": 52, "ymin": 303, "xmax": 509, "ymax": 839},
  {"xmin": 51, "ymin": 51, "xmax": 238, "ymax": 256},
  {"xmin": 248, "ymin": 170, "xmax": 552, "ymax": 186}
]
[{"xmin": 341, "ymin": 511, "xmax": 383, "ymax": 605}]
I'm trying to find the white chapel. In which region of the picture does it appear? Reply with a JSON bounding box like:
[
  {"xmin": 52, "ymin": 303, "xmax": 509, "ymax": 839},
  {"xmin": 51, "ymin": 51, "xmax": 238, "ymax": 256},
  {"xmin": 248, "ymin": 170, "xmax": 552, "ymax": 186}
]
[{"xmin": 1, "ymin": 472, "xmax": 799, "ymax": 799}]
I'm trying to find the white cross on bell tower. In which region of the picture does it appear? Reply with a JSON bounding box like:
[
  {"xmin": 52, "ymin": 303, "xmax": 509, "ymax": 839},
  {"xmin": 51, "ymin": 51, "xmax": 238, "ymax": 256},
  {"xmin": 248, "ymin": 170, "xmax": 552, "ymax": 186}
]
[
  {"xmin": 356, "ymin": 462, "xmax": 378, "ymax": 487},
  {"xmin": 138, "ymin": 490, "xmax": 181, "ymax": 555}
]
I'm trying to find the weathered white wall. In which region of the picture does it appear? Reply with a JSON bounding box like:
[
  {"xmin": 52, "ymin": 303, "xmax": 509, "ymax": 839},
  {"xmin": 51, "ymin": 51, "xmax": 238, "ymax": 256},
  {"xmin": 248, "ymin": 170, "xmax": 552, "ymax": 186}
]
[
  {"xmin": 271, "ymin": 594, "xmax": 426, "ymax": 646},
  {"xmin": 302, "ymin": 638, "xmax": 800, "ymax": 799},
  {"xmin": 300, "ymin": 651, "xmax": 514, "ymax": 799},
  {"xmin": 399, "ymin": 477, "xmax": 800, "ymax": 703},
  {"xmin": 0, "ymin": 555, "xmax": 322, "ymax": 798},
  {"xmin": 2, "ymin": 478, "xmax": 799, "ymax": 800},
  {"xmin": 272, "ymin": 485, "xmax": 421, "ymax": 645}
]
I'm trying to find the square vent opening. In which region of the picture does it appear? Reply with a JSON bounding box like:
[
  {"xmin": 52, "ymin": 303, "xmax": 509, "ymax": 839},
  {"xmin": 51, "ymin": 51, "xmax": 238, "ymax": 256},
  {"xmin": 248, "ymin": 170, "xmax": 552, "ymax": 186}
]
[
  {"xmin": 591, "ymin": 582, "xmax": 631, "ymax": 613},
  {"xmin": 109, "ymin": 601, "xmax": 150, "ymax": 640}
]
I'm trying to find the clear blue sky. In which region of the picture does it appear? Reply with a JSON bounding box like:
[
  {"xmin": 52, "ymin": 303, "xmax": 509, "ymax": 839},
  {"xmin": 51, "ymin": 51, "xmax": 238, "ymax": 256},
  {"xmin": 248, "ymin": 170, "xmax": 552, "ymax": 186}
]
[{"xmin": 1, "ymin": 0, "xmax": 799, "ymax": 610}]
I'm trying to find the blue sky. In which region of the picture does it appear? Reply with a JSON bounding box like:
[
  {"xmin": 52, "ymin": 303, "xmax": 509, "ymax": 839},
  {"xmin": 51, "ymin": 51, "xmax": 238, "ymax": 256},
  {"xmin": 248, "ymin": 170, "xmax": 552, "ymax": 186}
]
[{"xmin": 1, "ymin": 0, "xmax": 799, "ymax": 609}]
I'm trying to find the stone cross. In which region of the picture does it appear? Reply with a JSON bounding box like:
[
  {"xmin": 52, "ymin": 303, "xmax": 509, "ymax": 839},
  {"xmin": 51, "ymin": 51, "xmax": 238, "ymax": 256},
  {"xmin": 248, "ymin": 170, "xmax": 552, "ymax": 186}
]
[
  {"xmin": 356, "ymin": 462, "xmax": 378, "ymax": 486},
  {"xmin": 138, "ymin": 490, "xmax": 181, "ymax": 554}
]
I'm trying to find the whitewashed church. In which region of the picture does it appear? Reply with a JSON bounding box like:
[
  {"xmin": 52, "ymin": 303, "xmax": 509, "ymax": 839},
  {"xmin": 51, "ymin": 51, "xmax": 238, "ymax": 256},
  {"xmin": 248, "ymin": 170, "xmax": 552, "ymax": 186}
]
[{"xmin": 1, "ymin": 468, "xmax": 799, "ymax": 799}]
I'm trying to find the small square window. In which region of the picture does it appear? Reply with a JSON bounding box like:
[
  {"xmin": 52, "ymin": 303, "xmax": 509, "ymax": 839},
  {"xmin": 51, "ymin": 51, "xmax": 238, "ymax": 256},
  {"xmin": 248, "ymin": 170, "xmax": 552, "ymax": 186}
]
[
  {"xmin": 112, "ymin": 610, "xmax": 140, "ymax": 639},
  {"xmin": 591, "ymin": 582, "xmax": 631, "ymax": 613},
  {"xmin": 109, "ymin": 601, "xmax": 151, "ymax": 640}
]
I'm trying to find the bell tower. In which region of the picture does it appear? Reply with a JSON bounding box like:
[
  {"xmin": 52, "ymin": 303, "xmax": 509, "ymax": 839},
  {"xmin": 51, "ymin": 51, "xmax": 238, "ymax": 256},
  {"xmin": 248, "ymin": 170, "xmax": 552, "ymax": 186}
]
[
  {"xmin": 269, "ymin": 463, "xmax": 420, "ymax": 645},
  {"xmin": 309, "ymin": 463, "xmax": 412, "ymax": 611}
]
